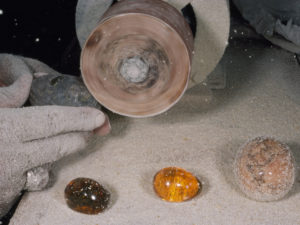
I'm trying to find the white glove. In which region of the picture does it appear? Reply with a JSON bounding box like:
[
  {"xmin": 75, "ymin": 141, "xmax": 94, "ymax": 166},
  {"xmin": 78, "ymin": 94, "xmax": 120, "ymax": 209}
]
[
  {"xmin": 275, "ymin": 19, "xmax": 300, "ymax": 46},
  {"xmin": 0, "ymin": 54, "xmax": 33, "ymax": 107},
  {"xmin": 232, "ymin": 0, "xmax": 300, "ymax": 53},
  {"xmin": 0, "ymin": 54, "xmax": 110, "ymax": 218}
]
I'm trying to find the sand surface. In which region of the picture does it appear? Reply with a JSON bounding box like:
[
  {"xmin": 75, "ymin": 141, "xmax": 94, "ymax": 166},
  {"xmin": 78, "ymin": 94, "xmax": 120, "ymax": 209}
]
[{"xmin": 10, "ymin": 40, "xmax": 300, "ymax": 225}]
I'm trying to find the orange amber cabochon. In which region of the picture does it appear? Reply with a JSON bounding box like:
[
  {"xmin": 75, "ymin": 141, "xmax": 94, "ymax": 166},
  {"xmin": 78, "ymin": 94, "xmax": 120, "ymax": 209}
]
[{"xmin": 153, "ymin": 167, "xmax": 201, "ymax": 202}]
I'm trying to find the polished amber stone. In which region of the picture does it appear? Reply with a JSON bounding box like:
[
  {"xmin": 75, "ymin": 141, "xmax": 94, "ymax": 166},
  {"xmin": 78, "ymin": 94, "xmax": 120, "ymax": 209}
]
[
  {"xmin": 153, "ymin": 167, "xmax": 201, "ymax": 202},
  {"xmin": 64, "ymin": 178, "xmax": 110, "ymax": 214}
]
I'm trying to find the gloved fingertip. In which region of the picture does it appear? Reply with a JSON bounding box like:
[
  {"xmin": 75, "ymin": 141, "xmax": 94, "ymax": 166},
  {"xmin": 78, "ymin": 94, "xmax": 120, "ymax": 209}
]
[
  {"xmin": 93, "ymin": 114, "xmax": 111, "ymax": 136},
  {"xmin": 95, "ymin": 111, "xmax": 106, "ymax": 127},
  {"xmin": 25, "ymin": 166, "xmax": 50, "ymax": 191}
]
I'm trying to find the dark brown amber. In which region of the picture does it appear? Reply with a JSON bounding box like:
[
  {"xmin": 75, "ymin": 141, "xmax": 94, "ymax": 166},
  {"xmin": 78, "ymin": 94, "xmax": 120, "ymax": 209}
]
[
  {"xmin": 64, "ymin": 178, "xmax": 110, "ymax": 214},
  {"xmin": 153, "ymin": 167, "xmax": 201, "ymax": 202}
]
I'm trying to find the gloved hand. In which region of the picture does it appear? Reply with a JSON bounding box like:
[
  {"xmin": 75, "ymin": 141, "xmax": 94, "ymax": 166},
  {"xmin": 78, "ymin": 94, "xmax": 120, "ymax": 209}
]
[
  {"xmin": 0, "ymin": 106, "xmax": 109, "ymax": 217},
  {"xmin": 233, "ymin": 0, "xmax": 300, "ymax": 53},
  {"xmin": 0, "ymin": 54, "xmax": 63, "ymax": 108},
  {"xmin": 275, "ymin": 19, "xmax": 300, "ymax": 46},
  {"xmin": 0, "ymin": 54, "xmax": 33, "ymax": 107},
  {"xmin": 0, "ymin": 54, "xmax": 111, "ymax": 218}
]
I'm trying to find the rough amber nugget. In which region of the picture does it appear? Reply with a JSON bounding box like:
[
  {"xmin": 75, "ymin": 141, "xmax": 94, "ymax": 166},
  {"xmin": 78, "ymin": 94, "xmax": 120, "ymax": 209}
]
[
  {"xmin": 234, "ymin": 137, "xmax": 295, "ymax": 201},
  {"xmin": 64, "ymin": 178, "xmax": 110, "ymax": 214},
  {"xmin": 153, "ymin": 167, "xmax": 201, "ymax": 202}
]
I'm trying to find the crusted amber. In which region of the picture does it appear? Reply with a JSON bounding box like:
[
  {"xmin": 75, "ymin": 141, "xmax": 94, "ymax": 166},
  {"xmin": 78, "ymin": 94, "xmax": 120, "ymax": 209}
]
[
  {"xmin": 64, "ymin": 178, "xmax": 110, "ymax": 214},
  {"xmin": 234, "ymin": 137, "xmax": 295, "ymax": 201},
  {"xmin": 153, "ymin": 167, "xmax": 201, "ymax": 202}
]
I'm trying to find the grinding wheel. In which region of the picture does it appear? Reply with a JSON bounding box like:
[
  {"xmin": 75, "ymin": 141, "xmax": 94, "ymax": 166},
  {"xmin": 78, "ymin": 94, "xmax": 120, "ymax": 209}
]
[
  {"xmin": 81, "ymin": 0, "xmax": 193, "ymax": 117},
  {"xmin": 76, "ymin": 0, "xmax": 230, "ymax": 88},
  {"xmin": 76, "ymin": 0, "xmax": 230, "ymax": 117}
]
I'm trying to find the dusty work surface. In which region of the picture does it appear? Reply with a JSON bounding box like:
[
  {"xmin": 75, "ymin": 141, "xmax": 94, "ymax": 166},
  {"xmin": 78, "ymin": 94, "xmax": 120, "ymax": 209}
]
[{"xmin": 10, "ymin": 41, "xmax": 300, "ymax": 225}]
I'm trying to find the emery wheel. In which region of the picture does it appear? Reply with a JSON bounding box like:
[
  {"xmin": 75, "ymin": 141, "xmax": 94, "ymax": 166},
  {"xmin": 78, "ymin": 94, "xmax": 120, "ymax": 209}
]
[
  {"xmin": 76, "ymin": 0, "xmax": 230, "ymax": 117},
  {"xmin": 76, "ymin": 0, "xmax": 230, "ymax": 88},
  {"xmin": 80, "ymin": 0, "xmax": 193, "ymax": 117}
]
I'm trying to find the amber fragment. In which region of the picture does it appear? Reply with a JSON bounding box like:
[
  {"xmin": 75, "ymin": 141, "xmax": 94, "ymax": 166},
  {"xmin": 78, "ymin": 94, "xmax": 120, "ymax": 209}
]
[
  {"xmin": 234, "ymin": 137, "xmax": 295, "ymax": 201},
  {"xmin": 64, "ymin": 178, "xmax": 110, "ymax": 214},
  {"xmin": 153, "ymin": 167, "xmax": 201, "ymax": 202}
]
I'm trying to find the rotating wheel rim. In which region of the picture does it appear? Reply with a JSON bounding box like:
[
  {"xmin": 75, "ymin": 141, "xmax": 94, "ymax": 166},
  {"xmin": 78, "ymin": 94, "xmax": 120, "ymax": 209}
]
[{"xmin": 81, "ymin": 0, "xmax": 194, "ymax": 117}]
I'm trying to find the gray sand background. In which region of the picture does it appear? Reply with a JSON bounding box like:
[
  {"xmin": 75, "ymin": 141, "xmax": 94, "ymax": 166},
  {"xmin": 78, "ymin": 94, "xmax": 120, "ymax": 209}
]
[{"xmin": 10, "ymin": 40, "xmax": 300, "ymax": 225}]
